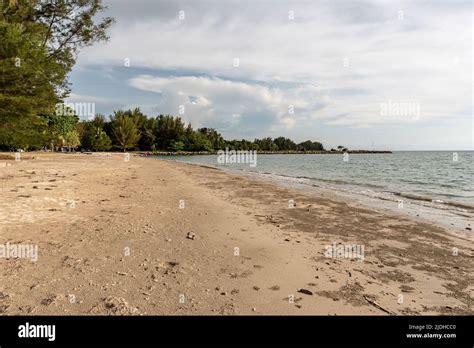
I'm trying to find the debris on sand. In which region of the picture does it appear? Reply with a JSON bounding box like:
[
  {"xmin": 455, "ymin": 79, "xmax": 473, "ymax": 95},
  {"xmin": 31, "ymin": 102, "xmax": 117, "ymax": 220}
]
[
  {"xmin": 297, "ymin": 288, "xmax": 313, "ymax": 295},
  {"xmin": 0, "ymin": 291, "xmax": 10, "ymax": 313},
  {"xmin": 186, "ymin": 231, "xmax": 196, "ymax": 240},
  {"xmin": 363, "ymin": 295, "xmax": 394, "ymax": 315},
  {"xmin": 90, "ymin": 296, "xmax": 140, "ymax": 315},
  {"xmin": 40, "ymin": 295, "xmax": 59, "ymax": 306}
]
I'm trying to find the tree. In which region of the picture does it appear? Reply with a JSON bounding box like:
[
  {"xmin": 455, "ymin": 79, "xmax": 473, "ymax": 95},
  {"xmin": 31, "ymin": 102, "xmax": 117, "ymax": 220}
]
[
  {"xmin": 198, "ymin": 127, "xmax": 225, "ymax": 150},
  {"xmin": 0, "ymin": 4, "xmax": 62, "ymax": 149},
  {"xmin": 110, "ymin": 111, "xmax": 141, "ymax": 151},
  {"xmin": 79, "ymin": 121, "xmax": 111, "ymax": 151},
  {"xmin": 0, "ymin": 0, "xmax": 114, "ymax": 151},
  {"xmin": 91, "ymin": 128, "xmax": 112, "ymax": 151},
  {"xmin": 64, "ymin": 130, "xmax": 80, "ymax": 151},
  {"xmin": 154, "ymin": 115, "xmax": 186, "ymax": 150},
  {"xmin": 298, "ymin": 140, "xmax": 324, "ymax": 151},
  {"xmin": 183, "ymin": 123, "xmax": 194, "ymax": 150},
  {"xmin": 42, "ymin": 109, "xmax": 79, "ymax": 150},
  {"xmin": 138, "ymin": 115, "xmax": 157, "ymax": 151},
  {"xmin": 188, "ymin": 132, "xmax": 212, "ymax": 151},
  {"xmin": 36, "ymin": 0, "xmax": 114, "ymax": 67},
  {"xmin": 274, "ymin": 137, "xmax": 296, "ymax": 151},
  {"xmin": 91, "ymin": 114, "xmax": 106, "ymax": 129},
  {"xmin": 255, "ymin": 137, "xmax": 273, "ymax": 151},
  {"xmin": 170, "ymin": 140, "xmax": 185, "ymax": 152}
]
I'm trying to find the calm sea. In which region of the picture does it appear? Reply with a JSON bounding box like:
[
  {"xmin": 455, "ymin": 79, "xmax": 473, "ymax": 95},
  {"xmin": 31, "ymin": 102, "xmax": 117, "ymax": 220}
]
[{"xmin": 159, "ymin": 151, "xmax": 474, "ymax": 209}]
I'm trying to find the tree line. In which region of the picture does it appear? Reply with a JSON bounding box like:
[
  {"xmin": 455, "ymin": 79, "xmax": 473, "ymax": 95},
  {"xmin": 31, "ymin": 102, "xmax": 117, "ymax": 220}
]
[
  {"xmin": 1, "ymin": 100, "xmax": 325, "ymax": 152},
  {"xmin": 28, "ymin": 107, "xmax": 324, "ymax": 152}
]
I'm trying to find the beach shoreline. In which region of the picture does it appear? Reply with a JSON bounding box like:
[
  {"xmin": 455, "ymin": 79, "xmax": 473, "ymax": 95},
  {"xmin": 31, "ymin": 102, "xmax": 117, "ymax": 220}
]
[
  {"xmin": 152, "ymin": 155, "xmax": 474, "ymax": 236},
  {"xmin": 0, "ymin": 152, "xmax": 472, "ymax": 315}
]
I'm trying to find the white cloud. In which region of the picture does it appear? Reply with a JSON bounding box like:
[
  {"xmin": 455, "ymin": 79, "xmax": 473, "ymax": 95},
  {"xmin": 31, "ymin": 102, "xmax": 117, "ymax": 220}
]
[
  {"xmin": 128, "ymin": 75, "xmax": 318, "ymax": 133},
  {"xmin": 72, "ymin": 0, "xmax": 472, "ymax": 147},
  {"xmin": 66, "ymin": 93, "xmax": 110, "ymax": 104}
]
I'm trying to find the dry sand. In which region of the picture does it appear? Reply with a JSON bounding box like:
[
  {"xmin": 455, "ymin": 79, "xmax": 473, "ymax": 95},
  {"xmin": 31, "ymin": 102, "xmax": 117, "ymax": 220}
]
[{"xmin": 0, "ymin": 152, "xmax": 472, "ymax": 315}]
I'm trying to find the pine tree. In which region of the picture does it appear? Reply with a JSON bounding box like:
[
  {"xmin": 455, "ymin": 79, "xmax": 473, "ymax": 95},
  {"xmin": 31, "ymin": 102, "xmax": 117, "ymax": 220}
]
[
  {"xmin": 0, "ymin": 0, "xmax": 114, "ymax": 150},
  {"xmin": 111, "ymin": 112, "xmax": 141, "ymax": 151}
]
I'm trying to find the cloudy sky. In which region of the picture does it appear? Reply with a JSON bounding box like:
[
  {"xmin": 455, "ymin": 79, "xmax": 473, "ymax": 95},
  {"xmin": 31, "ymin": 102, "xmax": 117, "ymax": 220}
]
[{"xmin": 68, "ymin": 0, "xmax": 472, "ymax": 150}]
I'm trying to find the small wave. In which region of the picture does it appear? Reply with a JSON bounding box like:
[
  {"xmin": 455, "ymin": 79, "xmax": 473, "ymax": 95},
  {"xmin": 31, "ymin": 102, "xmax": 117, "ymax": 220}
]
[
  {"xmin": 289, "ymin": 175, "xmax": 387, "ymax": 190},
  {"xmin": 253, "ymin": 171, "xmax": 474, "ymax": 211},
  {"xmin": 163, "ymin": 157, "xmax": 474, "ymax": 211},
  {"xmin": 394, "ymin": 192, "xmax": 433, "ymax": 202},
  {"xmin": 438, "ymin": 201, "xmax": 474, "ymax": 211}
]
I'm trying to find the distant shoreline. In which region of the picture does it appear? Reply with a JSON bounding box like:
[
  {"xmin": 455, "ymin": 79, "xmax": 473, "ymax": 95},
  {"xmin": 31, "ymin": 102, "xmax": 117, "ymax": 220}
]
[{"xmin": 138, "ymin": 150, "xmax": 393, "ymax": 156}]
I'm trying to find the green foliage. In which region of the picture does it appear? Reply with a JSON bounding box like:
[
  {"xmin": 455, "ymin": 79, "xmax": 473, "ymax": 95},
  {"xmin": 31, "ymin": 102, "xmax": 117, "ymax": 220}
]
[
  {"xmin": 0, "ymin": 0, "xmax": 113, "ymax": 151},
  {"xmin": 91, "ymin": 128, "xmax": 112, "ymax": 151},
  {"xmin": 198, "ymin": 128, "xmax": 225, "ymax": 150},
  {"xmin": 0, "ymin": 5, "xmax": 61, "ymax": 149},
  {"xmin": 110, "ymin": 111, "xmax": 141, "ymax": 151},
  {"xmin": 91, "ymin": 114, "xmax": 106, "ymax": 129},
  {"xmin": 42, "ymin": 109, "xmax": 79, "ymax": 149},
  {"xmin": 0, "ymin": 121, "xmax": 46, "ymax": 151},
  {"xmin": 75, "ymin": 110, "xmax": 324, "ymax": 153},
  {"xmin": 169, "ymin": 140, "xmax": 185, "ymax": 152},
  {"xmin": 64, "ymin": 130, "xmax": 80, "ymax": 150},
  {"xmin": 79, "ymin": 122, "xmax": 111, "ymax": 151},
  {"xmin": 36, "ymin": 0, "xmax": 114, "ymax": 61},
  {"xmin": 187, "ymin": 131, "xmax": 213, "ymax": 152},
  {"xmin": 253, "ymin": 137, "xmax": 273, "ymax": 151},
  {"xmin": 155, "ymin": 115, "xmax": 186, "ymax": 150},
  {"xmin": 297, "ymin": 140, "xmax": 324, "ymax": 151},
  {"xmin": 137, "ymin": 113, "xmax": 157, "ymax": 151},
  {"xmin": 273, "ymin": 137, "xmax": 297, "ymax": 151}
]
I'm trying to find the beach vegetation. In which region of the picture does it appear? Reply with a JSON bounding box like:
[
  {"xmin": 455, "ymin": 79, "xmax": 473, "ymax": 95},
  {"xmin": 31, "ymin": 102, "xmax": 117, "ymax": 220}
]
[
  {"xmin": 0, "ymin": 0, "xmax": 113, "ymax": 150},
  {"xmin": 73, "ymin": 110, "xmax": 324, "ymax": 153},
  {"xmin": 110, "ymin": 111, "xmax": 141, "ymax": 152}
]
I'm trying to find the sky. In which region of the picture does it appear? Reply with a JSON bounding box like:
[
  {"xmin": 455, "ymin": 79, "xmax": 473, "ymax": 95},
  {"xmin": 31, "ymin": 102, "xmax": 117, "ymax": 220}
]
[{"xmin": 68, "ymin": 0, "xmax": 473, "ymax": 150}]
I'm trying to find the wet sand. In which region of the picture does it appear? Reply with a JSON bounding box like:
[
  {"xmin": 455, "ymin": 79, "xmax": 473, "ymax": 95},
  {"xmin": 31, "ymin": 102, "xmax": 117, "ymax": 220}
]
[{"xmin": 0, "ymin": 152, "xmax": 472, "ymax": 315}]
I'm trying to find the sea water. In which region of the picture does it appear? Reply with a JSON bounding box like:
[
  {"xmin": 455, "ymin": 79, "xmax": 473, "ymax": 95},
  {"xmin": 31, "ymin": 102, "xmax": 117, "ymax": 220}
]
[{"xmin": 161, "ymin": 151, "xmax": 473, "ymax": 210}]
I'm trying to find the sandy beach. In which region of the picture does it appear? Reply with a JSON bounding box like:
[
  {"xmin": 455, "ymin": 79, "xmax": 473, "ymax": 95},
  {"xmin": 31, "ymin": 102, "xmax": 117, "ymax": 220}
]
[{"xmin": 0, "ymin": 152, "xmax": 472, "ymax": 315}]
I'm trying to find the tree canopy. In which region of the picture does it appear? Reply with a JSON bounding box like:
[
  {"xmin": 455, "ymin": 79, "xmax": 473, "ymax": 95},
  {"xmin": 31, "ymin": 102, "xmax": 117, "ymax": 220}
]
[
  {"xmin": 0, "ymin": 0, "xmax": 113, "ymax": 150},
  {"xmin": 72, "ymin": 108, "xmax": 324, "ymax": 153}
]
